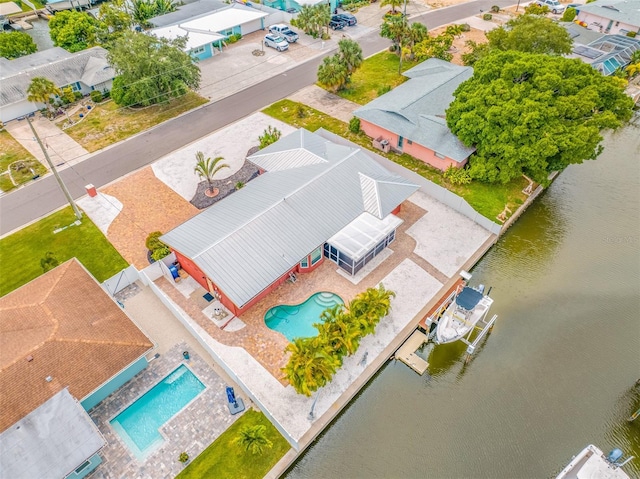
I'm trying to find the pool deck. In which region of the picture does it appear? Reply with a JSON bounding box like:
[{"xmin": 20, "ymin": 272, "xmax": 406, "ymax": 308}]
[
  {"xmin": 144, "ymin": 189, "xmax": 496, "ymax": 451},
  {"xmin": 87, "ymin": 343, "xmax": 243, "ymax": 479}
]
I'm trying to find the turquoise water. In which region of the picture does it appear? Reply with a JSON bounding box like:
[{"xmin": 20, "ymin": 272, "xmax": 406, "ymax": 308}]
[
  {"xmin": 110, "ymin": 365, "xmax": 205, "ymax": 458},
  {"xmin": 265, "ymin": 292, "xmax": 344, "ymax": 341}
]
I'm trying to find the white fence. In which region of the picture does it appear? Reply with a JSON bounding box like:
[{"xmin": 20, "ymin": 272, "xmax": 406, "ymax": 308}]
[
  {"xmin": 101, "ymin": 253, "xmax": 177, "ymax": 295},
  {"xmin": 316, "ymin": 129, "xmax": 503, "ymax": 235}
]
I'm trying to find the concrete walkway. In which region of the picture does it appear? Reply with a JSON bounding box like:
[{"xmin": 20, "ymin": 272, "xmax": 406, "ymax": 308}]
[
  {"xmin": 289, "ymin": 85, "xmax": 361, "ymax": 123},
  {"xmin": 4, "ymin": 114, "xmax": 89, "ymax": 168}
]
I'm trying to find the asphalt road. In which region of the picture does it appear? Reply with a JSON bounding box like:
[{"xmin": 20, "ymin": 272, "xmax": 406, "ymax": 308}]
[{"xmin": 0, "ymin": 0, "xmax": 514, "ymax": 236}]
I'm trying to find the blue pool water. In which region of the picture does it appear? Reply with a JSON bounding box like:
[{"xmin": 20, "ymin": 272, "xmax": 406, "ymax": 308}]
[
  {"xmin": 264, "ymin": 292, "xmax": 344, "ymax": 341},
  {"xmin": 110, "ymin": 365, "xmax": 205, "ymax": 458}
]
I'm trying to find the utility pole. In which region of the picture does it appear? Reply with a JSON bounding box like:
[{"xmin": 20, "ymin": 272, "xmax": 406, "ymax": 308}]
[{"xmin": 26, "ymin": 115, "xmax": 83, "ymax": 221}]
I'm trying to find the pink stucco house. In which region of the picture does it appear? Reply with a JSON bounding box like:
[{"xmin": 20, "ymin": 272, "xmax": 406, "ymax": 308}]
[
  {"xmin": 353, "ymin": 58, "xmax": 475, "ymax": 171},
  {"xmin": 575, "ymin": 0, "xmax": 640, "ymax": 35}
]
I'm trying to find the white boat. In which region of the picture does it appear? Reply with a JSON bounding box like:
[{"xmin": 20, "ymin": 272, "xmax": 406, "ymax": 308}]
[
  {"xmin": 434, "ymin": 284, "xmax": 493, "ymax": 344},
  {"xmin": 556, "ymin": 444, "xmax": 634, "ymax": 479}
]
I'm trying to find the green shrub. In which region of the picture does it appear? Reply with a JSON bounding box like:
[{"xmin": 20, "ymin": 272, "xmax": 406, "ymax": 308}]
[
  {"xmin": 258, "ymin": 125, "xmax": 282, "ymax": 149},
  {"xmin": 444, "ymin": 165, "xmax": 472, "ymax": 185},
  {"xmin": 524, "ymin": 3, "xmax": 549, "ymax": 14},
  {"xmin": 151, "ymin": 246, "xmax": 171, "ymax": 261},
  {"xmin": 296, "ymin": 105, "xmax": 306, "ymax": 118},
  {"xmin": 146, "ymin": 231, "xmax": 165, "ymax": 251},
  {"xmin": 40, "ymin": 252, "xmax": 59, "ymax": 273},
  {"xmin": 482, "ymin": 13, "xmax": 492, "ymax": 20},
  {"xmin": 491, "ymin": 5, "xmax": 500, "ymax": 12},
  {"xmin": 459, "ymin": 23, "xmax": 471, "ymax": 32},
  {"xmin": 74, "ymin": 91, "xmax": 83, "ymax": 100},
  {"xmin": 561, "ymin": 7, "xmax": 576, "ymax": 22},
  {"xmin": 290, "ymin": 18, "xmax": 297, "ymax": 27},
  {"xmin": 349, "ymin": 116, "xmax": 360, "ymax": 133},
  {"xmin": 377, "ymin": 85, "xmax": 391, "ymax": 96},
  {"xmin": 627, "ymin": 31, "xmax": 637, "ymax": 38},
  {"xmin": 90, "ymin": 90, "xmax": 103, "ymax": 102}
]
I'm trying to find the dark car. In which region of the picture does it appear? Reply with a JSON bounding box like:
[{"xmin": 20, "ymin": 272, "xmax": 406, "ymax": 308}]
[
  {"xmin": 329, "ymin": 17, "xmax": 347, "ymax": 30},
  {"xmin": 334, "ymin": 12, "xmax": 357, "ymax": 26}
]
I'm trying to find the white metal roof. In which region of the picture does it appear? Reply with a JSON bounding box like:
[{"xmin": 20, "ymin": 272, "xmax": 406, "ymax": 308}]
[
  {"xmin": 0, "ymin": 389, "xmax": 105, "ymax": 479},
  {"xmin": 327, "ymin": 212, "xmax": 403, "ymax": 261},
  {"xmin": 181, "ymin": 5, "xmax": 268, "ymax": 32},
  {"xmin": 161, "ymin": 129, "xmax": 419, "ymax": 307},
  {"xmin": 150, "ymin": 25, "xmax": 224, "ymax": 50}
]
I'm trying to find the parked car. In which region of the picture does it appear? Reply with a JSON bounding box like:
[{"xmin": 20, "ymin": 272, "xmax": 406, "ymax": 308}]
[
  {"xmin": 264, "ymin": 33, "xmax": 289, "ymax": 51},
  {"xmin": 535, "ymin": 0, "xmax": 566, "ymax": 13},
  {"xmin": 334, "ymin": 12, "xmax": 357, "ymax": 26},
  {"xmin": 269, "ymin": 24, "xmax": 299, "ymax": 43},
  {"xmin": 329, "ymin": 18, "xmax": 347, "ymax": 30}
]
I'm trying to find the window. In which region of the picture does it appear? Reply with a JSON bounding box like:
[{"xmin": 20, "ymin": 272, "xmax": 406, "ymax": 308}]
[
  {"xmin": 300, "ymin": 257, "xmax": 308, "ymax": 268},
  {"xmin": 407, "ymin": 139, "xmax": 413, "ymax": 145},
  {"xmin": 220, "ymin": 28, "xmax": 234, "ymax": 37},
  {"xmin": 434, "ymin": 152, "xmax": 445, "ymax": 159},
  {"xmin": 311, "ymin": 247, "xmax": 322, "ymax": 265},
  {"xmin": 398, "ymin": 136, "xmax": 404, "ymax": 148},
  {"xmin": 192, "ymin": 46, "xmax": 206, "ymax": 54}
]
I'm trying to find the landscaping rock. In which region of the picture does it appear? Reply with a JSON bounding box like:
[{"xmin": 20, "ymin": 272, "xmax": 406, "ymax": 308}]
[{"xmin": 190, "ymin": 160, "xmax": 260, "ymax": 209}]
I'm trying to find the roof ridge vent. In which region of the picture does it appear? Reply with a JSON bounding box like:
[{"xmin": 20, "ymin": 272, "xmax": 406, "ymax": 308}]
[{"xmin": 602, "ymin": 5, "xmax": 620, "ymax": 10}]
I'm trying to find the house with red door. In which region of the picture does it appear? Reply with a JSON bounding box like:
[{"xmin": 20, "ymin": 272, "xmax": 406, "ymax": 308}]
[
  {"xmin": 353, "ymin": 58, "xmax": 475, "ymax": 171},
  {"xmin": 160, "ymin": 129, "xmax": 419, "ymax": 317}
]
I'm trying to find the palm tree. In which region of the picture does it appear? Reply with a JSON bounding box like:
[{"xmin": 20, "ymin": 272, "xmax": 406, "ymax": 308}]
[
  {"xmin": 193, "ymin": 151, "xmax": 230, "ymax": 195},
  {"xmin": 282, "ymin": 337, "xmax": 340, "ymax": 396},
  {"xmin": 317, "ymin": 55, "xmax": 349, "ymax": 93},
  {"xmin": 380, "ymin": 16, "xmax": 409, "ymax": 57},
  {"xmin": 350, "ymin": 284, "xmax": 396, "ymax": 334},
  {"xmin": 233, "ymin": 424, "xmax": 273, "ymax": 455},
  {"xmin": 27, "ymin": 77, "xmax": 61, "ymax": 115},
  {"xmin": 315, "ymin": 304, "xmax": 362, "ymax": 357},
  {"xmin": 406, "ymin": 22, "xmax": 428, "ymax": 59},
  {"xmin": 337, "ymin": 39, "xmax": 363, "ymax": 75},
  {"xmin": 380, "ymin": 0, "xmax": 404, "ymax": 14},
  {"xmin": 315, "ymin": 3, "xmax": 331, "ymax": 36}
]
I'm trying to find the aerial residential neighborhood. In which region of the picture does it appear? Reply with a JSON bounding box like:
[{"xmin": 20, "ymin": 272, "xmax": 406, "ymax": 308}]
[{"xmin": 0, "ymin": 0, "xmax": 639, "ymax": 477}]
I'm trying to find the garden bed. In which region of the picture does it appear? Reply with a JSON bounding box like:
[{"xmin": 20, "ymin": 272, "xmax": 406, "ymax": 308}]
[{"xmin": 190, "ymin": 161, "xmax": 260, "ymax": 209}]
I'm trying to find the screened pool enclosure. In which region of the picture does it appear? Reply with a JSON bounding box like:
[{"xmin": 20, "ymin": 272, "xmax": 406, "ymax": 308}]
[{"xmin": 324, "ymin": 213, "xmax": 402, "ymax": 275}]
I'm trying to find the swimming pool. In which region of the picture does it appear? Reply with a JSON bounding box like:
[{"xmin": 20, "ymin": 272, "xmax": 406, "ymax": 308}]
[
  {"xmin": 264, "ymin": 292, "xmax": 344, "ymax": 341},
  {"xmin": 110, "ymin": 365, "xmax": 205, "ymax": 458}
]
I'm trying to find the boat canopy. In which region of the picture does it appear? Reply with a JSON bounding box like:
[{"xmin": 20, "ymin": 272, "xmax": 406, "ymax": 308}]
[{"xmin": 456, "ymin": 287, "xmax": 484, "ymax": 310}]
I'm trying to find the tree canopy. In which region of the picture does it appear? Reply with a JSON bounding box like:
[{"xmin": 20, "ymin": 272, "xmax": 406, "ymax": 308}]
[
  {"xmin": 0, "ymin": 31, "xmax": 37, "ymax": 59},
  {"xmin": 317, "ymin": 38, "xmax": 363, "ymax": 92},
  {"xmin": 49, "ymin": 10, "xmax": 104, "ymax": 52},
  {"xmin": 108, "ymin": 31, "xmax": 200, "ymax": 107},
  {"xmin": 463, "ymin": 15, "xmax": 573, "ymax": 65},
  {"xmin": 27, "ymin": 77, "xmax": 61, "ymax": 114},
  {"xmin": 295, "ymin": 4, "xmax": 331, "ymax": 38},
  {"xmin": 446, "ymin": 51, "xmax": 634, "ymax": 184}
]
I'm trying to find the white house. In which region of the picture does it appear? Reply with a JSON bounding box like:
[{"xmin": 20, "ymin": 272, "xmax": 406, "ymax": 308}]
[
  {"xmin": 575, "ymin": 0, "xmax": 640, "ymax": 35},
  {"xmin": 0, "ymin": 46, "xmax": 114, "ymax": 123}
]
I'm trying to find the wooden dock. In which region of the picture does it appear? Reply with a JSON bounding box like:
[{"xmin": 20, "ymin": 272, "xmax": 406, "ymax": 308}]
[{"xmin": 395, "ymin": 330, "xmax": 429, "ymax": 375}]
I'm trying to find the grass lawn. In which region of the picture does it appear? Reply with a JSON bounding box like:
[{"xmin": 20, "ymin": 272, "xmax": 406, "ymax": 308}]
[
  {"xmin": 0, "ymin": 0, "xmax": 46, "ymax": 12},
  {"xmin": 0, "ymin": 130, "xmax": 46, "ymax": 193},
  {"xmin": 64, "ymin": 92, "xmax": 209, "ymax": 152},
  {"xmin": 333, "ymin": 51, "xmax": 416, "ymax": 105},
  {"xmin": 0, "ymin": 206, "xmax": 128, "ymax": 297},
  {"xmin": 176, "ymin": 409, "xmax": 290, "ymax": 479},
  {"xmin": 262, "ymin": 99, "xmax": 528, "ymax": 221}
]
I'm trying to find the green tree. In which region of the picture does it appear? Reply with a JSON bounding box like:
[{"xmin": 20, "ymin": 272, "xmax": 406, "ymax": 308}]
[
  {"xmin": 49, "ymin": 10, "xmax": 104, "ymax": 52},
  {"xmin": 61, "ymin": 86, "xmax": 75, "ymax": 104},
  {"xmin": 317, "ymin": 54, "xmax": 349, "ymax": 92},
  {"xmin": 337, "ymin": 38, "xmax": 363, "ymax": 75},
  {"xmin": 446, "ymin": 51, "xmax": 634, "ymax": 184},
  {"xmin": 380, "ymin": 16, "xmax": 409, "ymax": 56},
  {"xmin": 108, "ymin": 31, "xmax": 200, "ymax": 106},
  {"xmin": 561, "ymin": 6, "xmax": 577, "ymax": 21},
  {"xmin": 314, "ymin": 304, "xmax": 362, "ymax": 357},
  {"xmin": 349, "ymin": 284, "xmax": 395, "ymax": 335},
  {"xmin": 523, "ymin": 3, "xmax": 549, "ymax": 14},
  {"xmin": 258, "ymin": 125, "xmax": 282, "ymax": 149},
  {"xmin": 193, "ymin": 151, "xmax": 230, "ymax": 194},
  {"xmin": 130, "ymin": 0, "xmax": 177, "ymax": 27},
  {"xmin": 413, "ymin": 32, "xmax": 453, "ymax": 62},
  {"xmin": 233, "ymin": 425, "xmax": 273, "ymax": 455},
  {"xmin": 282, "ymin": 337, "xmax": 340, "ymax": 396},
  {"xmin": 296, "ymin": 4, "xmax": 330, "ymax": 38},
  {"xmin": 403, "ymin": 22, "xmax": 428, "ymax": 60},
  {"xmin": 380, "ymin": 0, "xmax": 403, "ymax": 13},
  {"xmin": 27, "ymin": 77, "xmax": 61, "ymax": 114},
  {"xmin": 97, "ymin": 0, "xmax": 132, "ymax": 41},
  {"xmin": 0, "ymin": 31, "xmax": 37, "ymax": 59}
]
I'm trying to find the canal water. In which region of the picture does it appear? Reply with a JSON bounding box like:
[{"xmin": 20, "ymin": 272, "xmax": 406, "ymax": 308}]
[
  {"xmin": 284, "ymin": 123, "xmax": 640, "ymax": 478},
  {"xmin": 25, "ymin": 18, "xmax": 54, "ymax": 51}
]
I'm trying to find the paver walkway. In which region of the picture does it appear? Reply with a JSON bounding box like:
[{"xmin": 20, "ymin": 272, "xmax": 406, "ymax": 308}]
[{"xmin": 4, "ymin": 114, "xmax": 89, "ymax": 168}]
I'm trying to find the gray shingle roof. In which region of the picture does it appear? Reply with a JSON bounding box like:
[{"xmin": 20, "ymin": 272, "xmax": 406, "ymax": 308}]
[
  {"xmin": 576, "ymin": 0, "xmax": 640, "ymax": 28},
  {"xmin": 161, "ymin": 129, "xmax": 418, "ymax": 307},
  {"xmin": 0, "ymin": 389, "xmax": 105, "ymax": 479},
  {"xmin": 0, "ymin": 46, "xmax": 114, "ymax": 107},
  {"xmin": 354, "ymin": 58, "xmax": 475, "ymax": 162}
]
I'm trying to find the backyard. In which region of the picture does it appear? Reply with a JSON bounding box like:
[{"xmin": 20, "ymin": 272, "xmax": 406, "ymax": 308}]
[
  {"xmin": 176, "ymin": 409, "xmax": 290, "ymax": 479},
  {"xmin": 0, "ymin": 130, "xmax": 46, "ymax": 192},
  {"xmin": 0, "ymin": 206, "xmax": 128, "ymax": 296},
  {"xmin": 262, "ymin": 99, "xmax": 527, "ymax": 221},
  {"xmin": 63, "ymin": 92, "xmax": 208, "ymax": 152}
]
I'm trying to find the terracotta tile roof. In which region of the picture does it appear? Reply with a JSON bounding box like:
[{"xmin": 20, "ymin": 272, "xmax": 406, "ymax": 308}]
[{"xmin": 0, "ymin": 259, "xmax": 153, "ymax": 432}]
